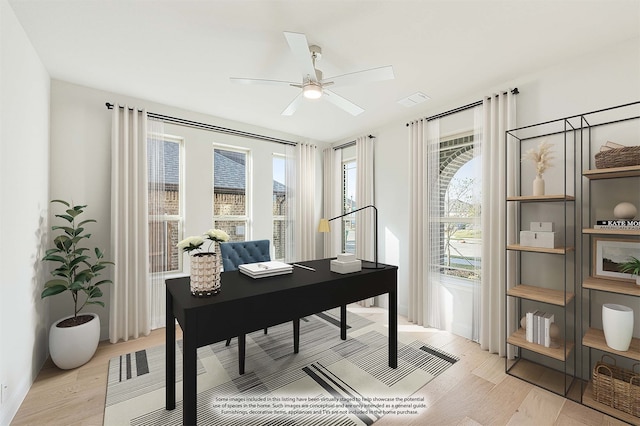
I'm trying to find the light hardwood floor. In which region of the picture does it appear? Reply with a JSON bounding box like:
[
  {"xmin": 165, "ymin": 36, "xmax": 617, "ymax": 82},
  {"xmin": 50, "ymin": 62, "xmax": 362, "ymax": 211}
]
[{"xmin": 11, "ymin": 305, "xmax": 630, "ymax": 425}]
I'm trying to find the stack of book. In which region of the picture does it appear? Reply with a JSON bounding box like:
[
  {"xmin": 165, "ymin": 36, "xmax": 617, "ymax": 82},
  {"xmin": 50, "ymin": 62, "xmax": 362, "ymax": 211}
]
[
  {"xmin": 593, "ymin": 219, "xmax": 640, "ymax": 230},
  {"xmin": 525, "ymin": 310, "xmax": 555, "ymax": 348},
  {"xmin": 238, "ymin": 261, "xmax": 293, "ymax": 278}
]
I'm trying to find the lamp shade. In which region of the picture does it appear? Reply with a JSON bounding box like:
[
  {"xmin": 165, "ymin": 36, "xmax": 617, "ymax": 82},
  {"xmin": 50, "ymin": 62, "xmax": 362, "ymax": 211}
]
[
  {"xmin": 318, "ymin": 218, "xmax": 330, "ymax": 233},
  {"xmin": 303, "ymin": 83, "xmax": 322, "ymax": 99}
]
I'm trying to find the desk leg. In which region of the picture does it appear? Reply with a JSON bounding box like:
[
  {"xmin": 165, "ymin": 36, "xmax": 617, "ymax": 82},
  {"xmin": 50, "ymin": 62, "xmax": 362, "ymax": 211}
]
[
  {"xmin": 340, "ymin": 305, "xmax": 347, "ymax": 340},
  {"xmin": 389, "ymin": 290, "xmax": 398, "ymax": 368},
  {"xmin": 165, "ymin": 288, "xmax": 175, "ymax": 410},
  {"xmin": 293, "ymin": 319, "xmax": 300, "ymax": 353},
  {"xmin": 183, "ymin": 315, "xmax": 197, "ymax": 425},
  {"xmin": 238, "ymin": 333, "xmax": 246, "ymax": 375}
]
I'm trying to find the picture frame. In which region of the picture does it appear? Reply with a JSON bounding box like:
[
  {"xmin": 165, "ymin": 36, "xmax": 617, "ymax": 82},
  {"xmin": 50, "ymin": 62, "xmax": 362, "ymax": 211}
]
[{"xmin": 592, "ymin": 237, "xmax": 640, "ymax": 281}]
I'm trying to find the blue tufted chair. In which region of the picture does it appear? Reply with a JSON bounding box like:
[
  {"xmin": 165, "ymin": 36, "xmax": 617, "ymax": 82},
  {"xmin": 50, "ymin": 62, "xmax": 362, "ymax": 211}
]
[{"xmin": 219, "ymin": 240, "xmax": 300, "ymax": 374}]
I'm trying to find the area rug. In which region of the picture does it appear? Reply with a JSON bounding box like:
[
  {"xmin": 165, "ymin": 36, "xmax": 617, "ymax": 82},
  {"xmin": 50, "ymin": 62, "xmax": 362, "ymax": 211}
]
[{"xmin": 104, "ymin": 309, "xmax": 458, "ymax": 425}]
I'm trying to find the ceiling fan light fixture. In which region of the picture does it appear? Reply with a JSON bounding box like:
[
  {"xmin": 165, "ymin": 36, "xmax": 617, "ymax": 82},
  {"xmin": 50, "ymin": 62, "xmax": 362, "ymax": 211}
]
[{"xmin": 303, "ymin": 83, "xmax": 323, "ymax": 99}]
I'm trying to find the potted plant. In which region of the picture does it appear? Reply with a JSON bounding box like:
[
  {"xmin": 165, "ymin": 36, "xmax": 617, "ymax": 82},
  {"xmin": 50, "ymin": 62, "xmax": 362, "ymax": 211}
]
[
  {"xmin": 42, "ymin": 200, "xmax": 113, "ymax": 369},
  {"xmin": 619, "ymin": 256, "xmax": 640, "ymax": 285}
]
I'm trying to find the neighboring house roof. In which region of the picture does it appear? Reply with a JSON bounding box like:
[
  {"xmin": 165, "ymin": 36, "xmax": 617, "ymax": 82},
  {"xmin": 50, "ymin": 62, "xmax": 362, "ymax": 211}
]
[{"xmin": 148, "ymin": 142, "xmax": 286, "ymax": 193}]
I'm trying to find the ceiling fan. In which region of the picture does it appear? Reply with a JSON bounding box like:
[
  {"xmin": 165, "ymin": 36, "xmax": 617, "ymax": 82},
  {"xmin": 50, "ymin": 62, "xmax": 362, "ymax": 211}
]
[{"xmin": 230, "ymin": 31, "xmax": 394, "ymax": 116}]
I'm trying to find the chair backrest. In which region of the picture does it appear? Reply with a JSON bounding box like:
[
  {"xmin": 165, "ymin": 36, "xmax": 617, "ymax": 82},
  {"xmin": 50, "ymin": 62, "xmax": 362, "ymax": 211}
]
[{"xmin": 219, "ymin": 240, "xmax": 271, "ymax": 271}]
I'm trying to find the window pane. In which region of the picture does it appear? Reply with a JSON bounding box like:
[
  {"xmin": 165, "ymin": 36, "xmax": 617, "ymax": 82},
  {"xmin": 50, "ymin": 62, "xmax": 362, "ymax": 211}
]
[
  {"xmin": 342, "ymin": 159, "xmax": 356, "ymax": 254},
  {"xmin": 213, "ymin": 149, "xmax": 246, "ymax": 215},
  {"xmin": 149, "ymin": 220, "xmax": 180, "ymax": 273},
  {"xmin": 214, "ymin": 220, "xmax": 246, "ymax": 242},
  {"xmin": 273, "ymin": 155, "xmax": 286, "ymax": 260},
  {"xmin": 148, "ymin": 137, "xmax": 182, "ymax": 273}
]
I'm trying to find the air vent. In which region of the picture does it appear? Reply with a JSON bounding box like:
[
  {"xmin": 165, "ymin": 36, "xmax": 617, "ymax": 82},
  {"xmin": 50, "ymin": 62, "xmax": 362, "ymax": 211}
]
[{"xmin": 398, "ymin": 92, "xmax": 430, "ymax": 107}]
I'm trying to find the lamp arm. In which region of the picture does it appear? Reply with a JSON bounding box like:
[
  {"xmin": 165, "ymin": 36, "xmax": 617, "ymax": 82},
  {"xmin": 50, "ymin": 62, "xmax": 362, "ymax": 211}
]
[{"xmin": 327, "ymin": 204, "xmax": 377, "ymax": 222}]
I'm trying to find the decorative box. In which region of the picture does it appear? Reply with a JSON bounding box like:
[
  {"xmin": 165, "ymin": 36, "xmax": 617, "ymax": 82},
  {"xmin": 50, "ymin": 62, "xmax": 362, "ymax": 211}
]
[
  {"xmin": 520, "ymin": 231, "xmax": 559, "ymax": 248},
  {"xmin": 530, "ymin": 222, "xmax": 554, "ymax": 232},
  {"xmin": 331, "ymin": 253, "xmax": 362, "ymax": 274}
]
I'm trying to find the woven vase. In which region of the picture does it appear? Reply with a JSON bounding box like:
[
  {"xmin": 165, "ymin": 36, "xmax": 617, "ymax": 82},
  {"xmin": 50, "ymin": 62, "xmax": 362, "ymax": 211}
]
[{"xmin": 190, "ymin": 252, "xmax": 221, "ymax": 297}]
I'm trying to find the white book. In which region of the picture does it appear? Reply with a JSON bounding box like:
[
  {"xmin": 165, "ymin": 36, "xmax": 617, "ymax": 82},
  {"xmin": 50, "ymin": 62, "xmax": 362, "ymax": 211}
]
[
  {"xmin": 238, "ymin": 261, "xmax": 293, "ymax": 278},
  {"xmin": 535, "ymin": 311, "xmax": 545, "ymax": 345},
  {"xmin": 526, "ymin": 311, "xmax": 535, "ymax": 343},
  {"xmin": 544, "ymin": 313, "xmax": 555, "ymax": 348}
]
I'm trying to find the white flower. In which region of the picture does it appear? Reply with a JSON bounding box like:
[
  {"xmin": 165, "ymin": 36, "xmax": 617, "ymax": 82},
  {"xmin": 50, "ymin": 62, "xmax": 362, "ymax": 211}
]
[
  {"xmin": 177, "ymin": 236, "xmax": 204, "ymax": 253},
  {"xmin": 522, "ymin": 140, "xmax": 555, "ymax": 176},
  {"xmin": 205, "ymin": 229, "xmax": 230, "ymax": 242}
]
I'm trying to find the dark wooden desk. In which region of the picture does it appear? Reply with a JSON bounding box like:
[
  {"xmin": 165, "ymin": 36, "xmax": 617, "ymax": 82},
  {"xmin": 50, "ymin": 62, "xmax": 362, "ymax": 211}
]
[{"xmin": 165, "ymin": 258, "xmax": 398, "ymax": 425}]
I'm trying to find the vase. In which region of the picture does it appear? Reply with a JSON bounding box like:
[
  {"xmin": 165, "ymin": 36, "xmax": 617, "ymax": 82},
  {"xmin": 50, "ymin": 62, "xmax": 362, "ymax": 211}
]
[
  {"xmin": 190, "ymin": 252, "xmax": 221, "ymax": 297},
  {"xmin": 602, "ymin": 303, "xmax": 634, "ymax": 351},
  {"xmin": 533, "ymin": 174, "xmax": 545, "ymax": 196}
]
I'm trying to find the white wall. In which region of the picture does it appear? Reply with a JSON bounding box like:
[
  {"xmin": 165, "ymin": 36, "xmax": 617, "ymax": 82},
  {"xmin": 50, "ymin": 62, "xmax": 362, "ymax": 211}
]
[
  {"xmin": 49, "ymin": 80, "xmax": 327, "ymax": 340},
  {"xmin": 351, "ymin": 37, "xmax": 640, "ymax": 316},
  {"xmin": 0, "ymin": 0, "xmax": 50, "ymax": 423}
]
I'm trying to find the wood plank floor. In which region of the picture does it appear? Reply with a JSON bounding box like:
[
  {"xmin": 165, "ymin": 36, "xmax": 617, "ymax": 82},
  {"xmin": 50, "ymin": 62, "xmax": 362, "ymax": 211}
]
[{"xmin": 11, "ymin": 305, "xmax": 630, "ymax": 425}]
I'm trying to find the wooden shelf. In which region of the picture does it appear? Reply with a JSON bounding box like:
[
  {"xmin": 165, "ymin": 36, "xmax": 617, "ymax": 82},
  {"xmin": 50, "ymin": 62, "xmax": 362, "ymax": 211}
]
[
  {"xmin": 507, "ymin": 194, "xmax": 575, "ymax": 202},
  {"xmin": 507, "ymin": 328, "xmax": 574, "ymax": 361},
  {"xmin": 507, "ymin": 284, "xmax": 575, "ymax": 306},
  {"xmin": 507, "ymin": 244, "xmax": 574, "ymax": 254},
  {"xmin": 583, "ymin": 165, "xmax": 640, "ymax": 180},
  {"xmin": 507, "ymin": 358, "xmax": 575, "ymax": 397},
  {"xmin": 583, "ymin": 228, "xmax": 640, "ymax": 236},
  {"xmin": 582, "ymin": 327, "xmax": 640, "ymax": 362},
  {"xmin": 582, "ymin": 276, "xmax": 640, "ymax": 296},
  {"xmin": 582, "ymin": 381, "xmax": 640, "ymax": 425}
]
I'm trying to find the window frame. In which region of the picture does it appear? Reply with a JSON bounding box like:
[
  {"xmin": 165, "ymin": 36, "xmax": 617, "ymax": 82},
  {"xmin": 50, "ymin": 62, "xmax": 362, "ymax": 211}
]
[
  {"xmin": 212, "ymin": 143, "xmax": 252, "ymax": 241},
  {"xmin": 148, "ymin": 133, "xmax": 185, "ymax": 275}
]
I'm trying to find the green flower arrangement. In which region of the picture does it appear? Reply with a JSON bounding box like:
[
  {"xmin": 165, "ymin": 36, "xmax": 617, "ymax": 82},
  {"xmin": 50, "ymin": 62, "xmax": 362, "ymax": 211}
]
[{"xmin": 619, "ymin": 256, "xmax": 640, "ymax": 277}]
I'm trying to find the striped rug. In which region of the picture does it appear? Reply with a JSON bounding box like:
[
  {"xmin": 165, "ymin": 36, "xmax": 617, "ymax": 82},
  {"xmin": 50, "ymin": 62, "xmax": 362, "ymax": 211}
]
[{"xmin": 104, "ymin": 308, "xmax": 458, "ymax": 425}]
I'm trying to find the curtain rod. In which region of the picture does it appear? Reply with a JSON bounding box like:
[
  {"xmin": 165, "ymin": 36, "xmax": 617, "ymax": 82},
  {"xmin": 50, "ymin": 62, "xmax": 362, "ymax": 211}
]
[
  {"xmin": 332, "ymin": 135, "xmax": 375, "ymax": 150},
  {"xmin": 405, "ymin": 88, "xmax": 519, "ymax": 126},
  {"xmin": 105, "ymin": 103, "xmax": 298, "ymax": 146}
]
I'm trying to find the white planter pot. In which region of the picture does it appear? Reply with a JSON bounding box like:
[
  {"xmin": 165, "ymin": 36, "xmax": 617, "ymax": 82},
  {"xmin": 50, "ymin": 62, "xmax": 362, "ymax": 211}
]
[
  {"xmin": 49, "ymin": 313, "xmax": 100, "ymax": 369},
  {"xmin": 533, "ymin": 175, "xmax": 545, "ymax": 196},
  {"xmin": 602, "ymin": 304, "xmax": 634, "ymax": 352}
]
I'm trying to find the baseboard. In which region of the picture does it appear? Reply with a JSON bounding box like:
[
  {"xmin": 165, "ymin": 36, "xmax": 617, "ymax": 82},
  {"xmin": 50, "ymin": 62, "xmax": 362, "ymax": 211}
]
[{"xmin": 0, "ymin": 373, "xmax": 32, "ymax": 425}]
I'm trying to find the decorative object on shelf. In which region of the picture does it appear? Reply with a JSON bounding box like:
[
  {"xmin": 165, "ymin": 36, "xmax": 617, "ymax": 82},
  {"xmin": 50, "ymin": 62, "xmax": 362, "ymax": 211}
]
[
  {"xmin": 177, "ymin": 229, "xmax": 230, "ymax": 297},
  {"xmin": 594, "ymin": 142, "xmax": 640, "ymax": 169},
  {"xmin": 602, "ymin": 303, "xmax": 634, "ymax": 351},
  {"xmin": 613, "ymin": 201, "xmax": 638, "ymax": 220},
  {"xmin": 592, "ymin": 355, "xmax": 640, "ymax": 417},
  {"xmin": 41, "ymin": 200, "xmax": 114, "ymax": 369},
  {"xmin": 521, "ymin": 140, "xmax": 554, "ymax": 196},
  {"xmin": 593, "ymin": 237, "xmax": 640, "ymax": 281},
  {"xmin": 619, "ymin": 256, "xmax": 640, "ymax": 285},
  {"xmin": 593, "ymin": 219, "xmax": 640, "ymax": 231}
]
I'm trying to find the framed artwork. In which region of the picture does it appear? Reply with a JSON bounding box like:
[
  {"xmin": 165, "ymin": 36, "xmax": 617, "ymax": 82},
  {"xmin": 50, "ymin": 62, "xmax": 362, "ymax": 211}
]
[{"xmin": 592, "ymin": 237, "xmax": 640, "ymax": 281}]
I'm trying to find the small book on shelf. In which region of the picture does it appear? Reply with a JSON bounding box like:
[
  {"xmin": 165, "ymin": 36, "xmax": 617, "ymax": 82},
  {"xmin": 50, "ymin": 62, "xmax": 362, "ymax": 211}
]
[{"xmin": 593, "ymin": 219, "xmax": 640, "ymax": 230}]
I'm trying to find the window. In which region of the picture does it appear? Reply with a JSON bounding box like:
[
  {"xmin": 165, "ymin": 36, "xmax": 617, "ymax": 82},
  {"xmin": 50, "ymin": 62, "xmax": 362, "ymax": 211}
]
[
  {"xmin": 342, "ymin": 157, "xmax": 356, "ymax": 254},
  {"xmin": 213, "ymin": 146, "xmax": 250, "ymax": 241},
  {"xmin": 148, "ymin": 135, "xmax": 183, "ymax": 273},
  {"xmin": 438, "ymin": 136, "xmax": 481, "ymax": 280},
  {"xmin": 272, "ymin": 154, "xmax": 286, "ymax": 260}
]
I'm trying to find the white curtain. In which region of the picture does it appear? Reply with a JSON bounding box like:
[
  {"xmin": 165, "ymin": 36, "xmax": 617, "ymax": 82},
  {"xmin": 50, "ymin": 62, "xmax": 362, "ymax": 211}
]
[
  {"xmin": 408, "ymin": 119, "xmax": 442, "ymax": 327},
  {"xmin": 285, "ymin": 143, "xmax": 316, "ymax": 262},
  {"xmin": 322, "ymin": 147, "xmax": 341, "ymax": 257},
  {"xmin": 147, "ymin": 118, "xmax": 167, "ymax": 330},
  {"xmin": 408, "ymin": 120, "xmax": 426, "ymax": 325},
  {"xmin": 110, "ymin": 106, "xmax": 151, "ymax": 343},
  {"xmin": 355, "ymin": 136, "xmax": 376, "ymax": 307},
  {"xmin": 480, "ymin": 91, "xmax": 517, "ymax": 356}
]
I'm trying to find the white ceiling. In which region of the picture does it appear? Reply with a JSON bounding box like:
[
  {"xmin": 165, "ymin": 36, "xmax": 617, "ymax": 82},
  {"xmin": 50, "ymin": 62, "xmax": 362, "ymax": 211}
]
[{"xmin": 9, "ymin": 0, "xmax": 640, "ymax": 143}]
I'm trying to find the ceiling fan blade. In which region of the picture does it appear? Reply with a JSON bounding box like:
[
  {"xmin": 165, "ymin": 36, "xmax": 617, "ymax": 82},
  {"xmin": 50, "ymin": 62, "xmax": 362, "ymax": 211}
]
[
  {"xmin": 283, "ymin": 31, "xmax": 318, "ymax": 82},
  {"xmin": 323, "ymin": 89, "xmax": 364, "ymax": 116},
  {"xmin": 230, "ymin": 77, "xmax": 297, "ymax": 87},
  {"xmin": 281, "ymin": 93, "xmax": 305, "ymax": 116},
  {"xmin": 321, "ymin": 65, "xmax": 395, "ymax": 88}
]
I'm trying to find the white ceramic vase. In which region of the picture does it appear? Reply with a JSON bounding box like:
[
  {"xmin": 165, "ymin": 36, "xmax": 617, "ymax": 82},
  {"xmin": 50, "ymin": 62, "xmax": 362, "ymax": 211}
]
[
  {"xmin": 49, "ymin": 313, "xmax": 100, "ymax": 369},
  {"xmin": 602, "ymin": 303, "xmax": 634, "ymax": 351},
  {"xmin": 533, "ymin": 174, "xmax": 545, "ymax": 196}
]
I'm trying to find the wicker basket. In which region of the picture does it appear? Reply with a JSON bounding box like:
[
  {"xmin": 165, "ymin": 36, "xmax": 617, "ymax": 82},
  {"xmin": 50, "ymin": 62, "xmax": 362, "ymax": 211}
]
[
  {"xmin": 592, "ymin": 355, "xmax": 640, "ymax": 417},
  {"xmin": 595, "ymin": 146, "xmax": 640, "ymax": 169}
]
